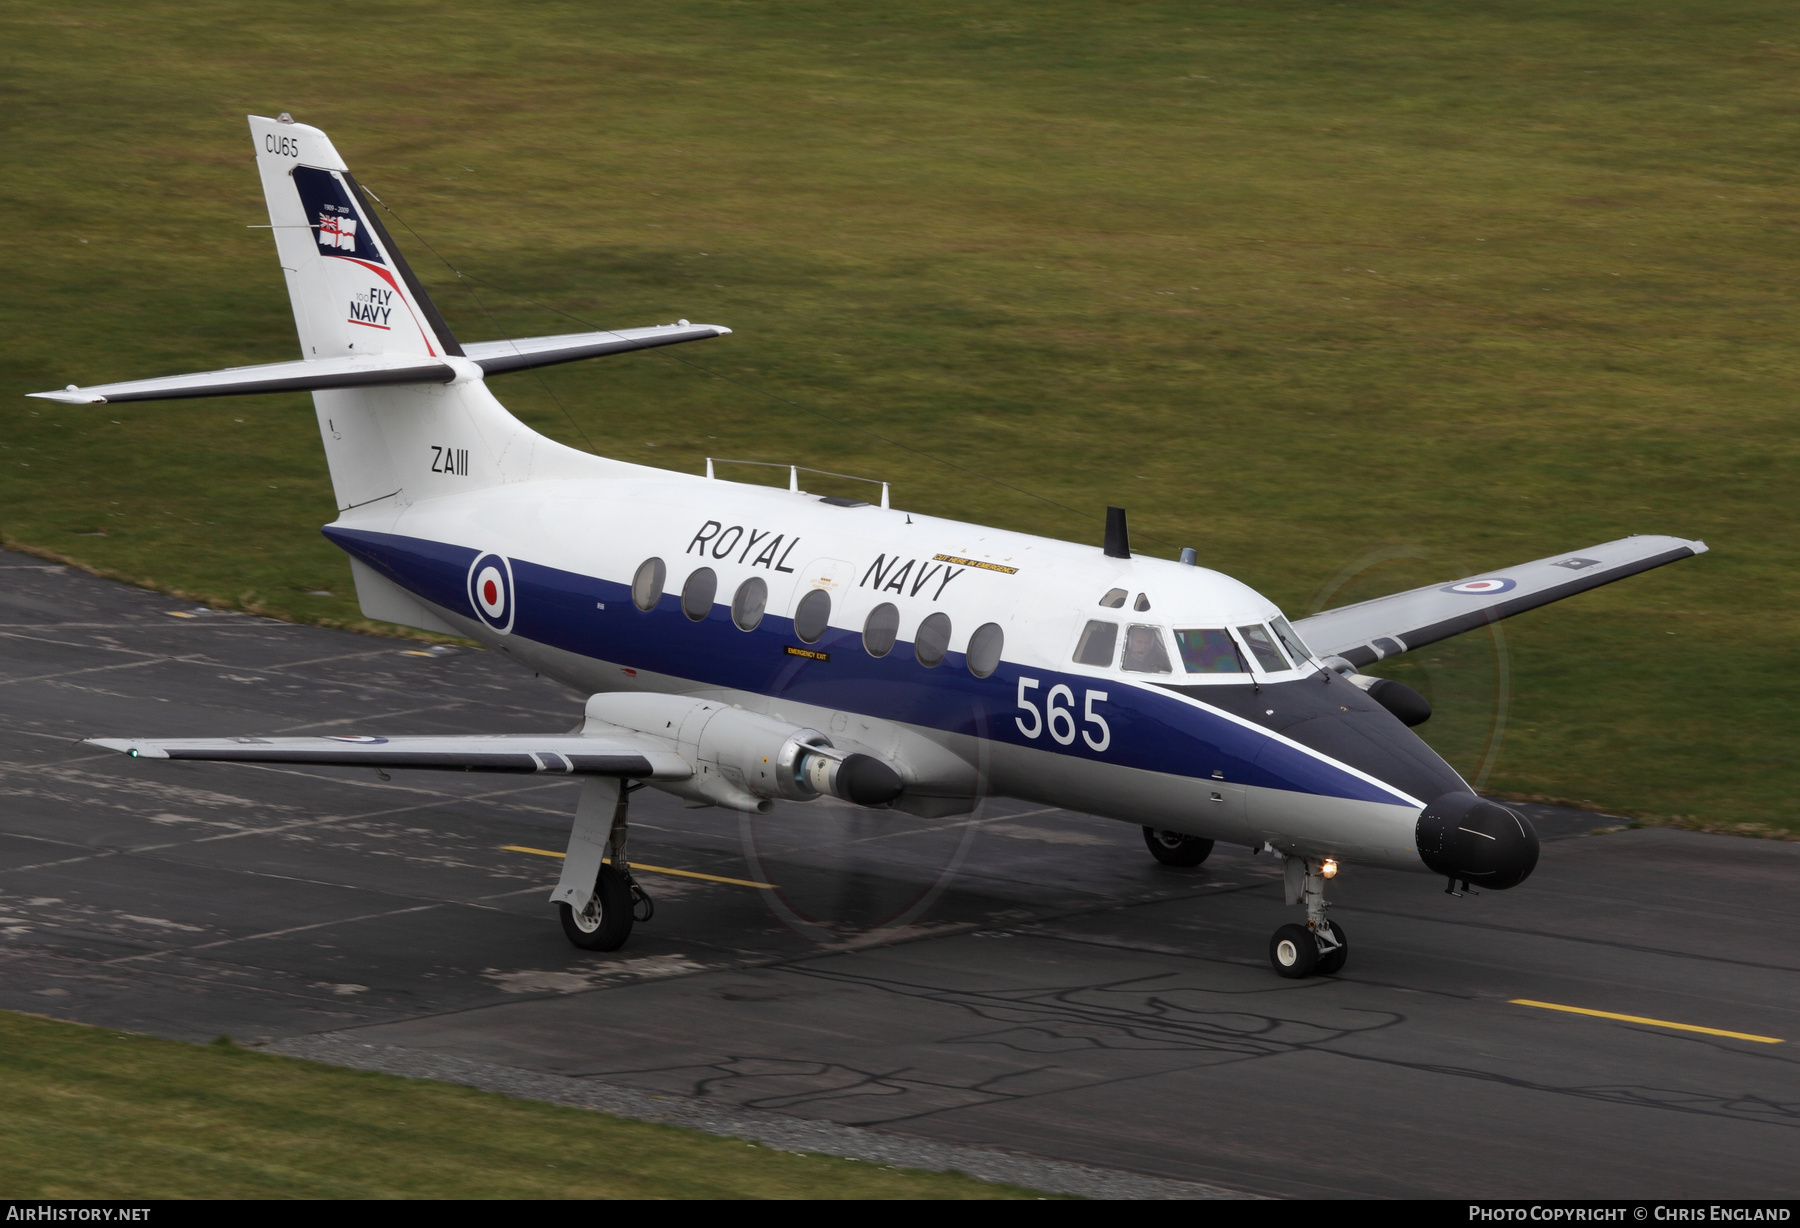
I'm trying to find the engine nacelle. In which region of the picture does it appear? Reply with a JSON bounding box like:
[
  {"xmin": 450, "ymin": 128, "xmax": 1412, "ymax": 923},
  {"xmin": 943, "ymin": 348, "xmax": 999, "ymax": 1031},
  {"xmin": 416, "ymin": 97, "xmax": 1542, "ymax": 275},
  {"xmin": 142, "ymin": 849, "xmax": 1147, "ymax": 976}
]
[{"xmin": 583, "ymin": 693, "xmax": 904, "ymax": 813}]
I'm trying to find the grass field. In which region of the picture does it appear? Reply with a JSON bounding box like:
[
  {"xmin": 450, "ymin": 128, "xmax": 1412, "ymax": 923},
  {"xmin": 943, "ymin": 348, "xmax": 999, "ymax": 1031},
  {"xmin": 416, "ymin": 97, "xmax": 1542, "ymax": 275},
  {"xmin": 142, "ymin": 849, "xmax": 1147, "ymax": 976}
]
[
  {"xmin": 2, "ymin": 0, "xmax": 1796, "ymax": 835},
  {"xmin": 0, "ymin": 1011, "xmax": 1046, "ymax": 1198}
]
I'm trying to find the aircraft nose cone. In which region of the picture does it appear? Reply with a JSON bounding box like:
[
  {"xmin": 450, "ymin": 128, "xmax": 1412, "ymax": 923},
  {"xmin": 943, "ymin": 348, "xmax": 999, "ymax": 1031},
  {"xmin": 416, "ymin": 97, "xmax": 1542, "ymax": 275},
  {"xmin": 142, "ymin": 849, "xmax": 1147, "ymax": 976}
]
[{"xmin": 1415, "ymin": 793, "xmax": 1539, "ymax": 889}]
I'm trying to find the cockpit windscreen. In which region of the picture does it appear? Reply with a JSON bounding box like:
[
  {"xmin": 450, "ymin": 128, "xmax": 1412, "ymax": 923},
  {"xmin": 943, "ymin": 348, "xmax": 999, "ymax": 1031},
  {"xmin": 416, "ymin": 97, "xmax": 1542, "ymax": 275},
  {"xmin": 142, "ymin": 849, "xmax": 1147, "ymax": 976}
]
[
  {"xmin": 1237, "ymin": 624, "xmax": 1291, "ymax": 673},
  {"xmin": 1175, "ymin": 628, "xmax": 1243, "ymax": 674}
]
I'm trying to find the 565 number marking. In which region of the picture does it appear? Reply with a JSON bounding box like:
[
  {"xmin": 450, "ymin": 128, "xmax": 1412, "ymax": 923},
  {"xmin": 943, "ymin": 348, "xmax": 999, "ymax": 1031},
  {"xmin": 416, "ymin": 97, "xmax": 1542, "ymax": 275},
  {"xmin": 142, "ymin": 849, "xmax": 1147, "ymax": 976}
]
[{"xmin": 1015, "ymin": 677, "xmax": 1110, "ymax": 752}]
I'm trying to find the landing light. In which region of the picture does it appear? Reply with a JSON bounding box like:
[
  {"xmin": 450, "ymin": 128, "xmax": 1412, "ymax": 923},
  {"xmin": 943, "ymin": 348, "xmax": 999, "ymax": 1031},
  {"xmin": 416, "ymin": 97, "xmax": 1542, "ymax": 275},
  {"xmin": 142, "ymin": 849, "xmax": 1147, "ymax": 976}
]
[{"xmin": 1321, "ymin": 859, "xmax": 1339, "ymax": 879}]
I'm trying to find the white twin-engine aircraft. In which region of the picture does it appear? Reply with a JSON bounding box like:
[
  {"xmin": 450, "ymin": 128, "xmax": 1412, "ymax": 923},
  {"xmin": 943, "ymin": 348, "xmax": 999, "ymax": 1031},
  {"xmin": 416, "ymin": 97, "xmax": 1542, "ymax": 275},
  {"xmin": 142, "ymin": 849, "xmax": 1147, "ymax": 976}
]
[{"xmin": 43, "ymin": 116, "xmax": 1705, "ymax": 977}]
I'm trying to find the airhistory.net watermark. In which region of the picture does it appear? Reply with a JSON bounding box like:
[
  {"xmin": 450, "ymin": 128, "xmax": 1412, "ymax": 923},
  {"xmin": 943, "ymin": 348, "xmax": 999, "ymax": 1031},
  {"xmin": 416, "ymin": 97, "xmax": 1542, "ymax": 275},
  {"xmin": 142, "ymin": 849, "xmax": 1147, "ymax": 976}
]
[{"xmin": 5, "ymin": 1209, "xmax": 150, "ymax": 1223}]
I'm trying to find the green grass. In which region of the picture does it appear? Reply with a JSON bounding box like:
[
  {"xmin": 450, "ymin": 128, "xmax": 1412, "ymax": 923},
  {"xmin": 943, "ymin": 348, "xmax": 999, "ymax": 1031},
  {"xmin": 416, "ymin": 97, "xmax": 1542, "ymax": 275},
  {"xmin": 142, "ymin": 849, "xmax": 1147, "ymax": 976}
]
[
  {"xmin": 0, "ymin": 1011, "xmax": 1047, "ymax": 1198},
  {"xmin": 1, "ymin": 0, "xmax": 1796, "ymax": 835}
]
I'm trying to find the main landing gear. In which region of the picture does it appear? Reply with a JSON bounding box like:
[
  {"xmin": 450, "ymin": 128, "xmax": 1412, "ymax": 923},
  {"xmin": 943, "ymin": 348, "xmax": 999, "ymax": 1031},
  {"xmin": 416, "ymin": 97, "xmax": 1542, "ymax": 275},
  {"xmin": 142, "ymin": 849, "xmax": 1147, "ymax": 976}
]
[
  {"xmin": 1143, "ymin": 826, "xmax": 1215, "ymax": 867},
  {"xmin": 1268, "ymin": 854, "xmax": 1347, "ymax": 978},
  {"xmin": 557, "ymin": 780, "xmax": 655, "ymax": 951}
]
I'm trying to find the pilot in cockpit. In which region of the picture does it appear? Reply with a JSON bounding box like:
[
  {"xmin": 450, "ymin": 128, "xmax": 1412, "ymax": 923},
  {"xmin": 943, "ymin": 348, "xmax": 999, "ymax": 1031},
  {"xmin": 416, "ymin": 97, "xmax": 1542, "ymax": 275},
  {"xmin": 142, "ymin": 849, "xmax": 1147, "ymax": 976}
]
[{"xmin": 1121, "ymin": 623, "xmax": 1173, "ymax": 674}]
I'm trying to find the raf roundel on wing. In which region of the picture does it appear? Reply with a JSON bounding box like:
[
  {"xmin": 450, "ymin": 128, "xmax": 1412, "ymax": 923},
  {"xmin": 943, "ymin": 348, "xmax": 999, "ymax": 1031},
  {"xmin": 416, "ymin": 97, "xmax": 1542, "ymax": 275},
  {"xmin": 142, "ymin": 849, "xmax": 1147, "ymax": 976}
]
[
  {"xmin": 468, "ymin": 552, "xmax": 515, "ymax": 633},
  {"xmin": 1443, "ymin": 577, "xmax": 1517, "ymax": 595}
]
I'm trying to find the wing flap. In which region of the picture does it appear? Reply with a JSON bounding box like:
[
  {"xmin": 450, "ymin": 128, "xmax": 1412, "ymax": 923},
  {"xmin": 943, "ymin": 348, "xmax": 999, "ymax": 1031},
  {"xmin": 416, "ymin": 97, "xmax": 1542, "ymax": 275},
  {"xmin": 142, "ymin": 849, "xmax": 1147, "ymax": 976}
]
[
  {"xmin": 85, "ymin": 732, "xmax": 693, "ymax": 779},
  {"xmin": 1295, "ymin": 535, "xmax": 1707, "ymax": 667},
  {"xmin": 463, "ymin": 323, "xmax": 731, "ymax": 374}
]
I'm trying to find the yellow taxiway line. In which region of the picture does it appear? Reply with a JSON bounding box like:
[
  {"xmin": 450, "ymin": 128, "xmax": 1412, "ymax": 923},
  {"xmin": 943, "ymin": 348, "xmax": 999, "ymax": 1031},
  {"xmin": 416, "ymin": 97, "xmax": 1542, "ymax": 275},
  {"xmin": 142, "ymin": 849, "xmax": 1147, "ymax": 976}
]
[
  {"xmin": 1511, "ymin": 999, "xmax": 1784, "ymax": 1044},
  {"xmin": 500, "ymin": 845, "xmax": 776, "ymax": 890}
]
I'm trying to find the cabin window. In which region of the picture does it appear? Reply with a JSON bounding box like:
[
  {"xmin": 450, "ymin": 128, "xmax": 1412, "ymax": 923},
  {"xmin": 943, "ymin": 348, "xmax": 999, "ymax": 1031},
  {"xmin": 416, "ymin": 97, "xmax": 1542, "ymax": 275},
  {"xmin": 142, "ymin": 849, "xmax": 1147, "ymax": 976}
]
[
  {"xmin": 966, "ymin": 622, "xmax": 1004, "ymax": 679},
  {"xmin": 731, "ymin": 577, "xmax": 768, "ymax": 631},
  {"xmin": 1133, "ymin": 593, "xmax": 1151, "ymax": 612},
  {"xmin": 1271, "ymin": 615, "xmax": 1312, "ymax": 668},
  {"xmin": 632, "ymin": 558, "xmax": 665, "ymax": 612},
  {"xmin": 863, "ymin": 602, "xmax": 899, "ymax": 657},
  {"xmin": 915, "ymin": 612, "xmax": 952, "ymax": 668},
  {"xmin": 1073, "ymin": 620, "xmax": 1118, "ymax": 667},
  {"xmin": 681, "ymin": 568, "xmax": 716, "ymax": 621},
  {"xmin": 1237, "ymin": 623, "xmax": 1291, "ymax": 672},
  {"xmin": 1121, "ymin": 624, "xmax": 1173, "ymax": 674},
  {"xmin": 1099, "ymin": 588, "xmax": 1127, "ymax": 609},
  {"xmin": 1175, "ymin": 628, "xmax": 1243, "ymax": 674},
  {"xmin": 794, "ymin": 588, "xmax": 831, "ymax": 643}
]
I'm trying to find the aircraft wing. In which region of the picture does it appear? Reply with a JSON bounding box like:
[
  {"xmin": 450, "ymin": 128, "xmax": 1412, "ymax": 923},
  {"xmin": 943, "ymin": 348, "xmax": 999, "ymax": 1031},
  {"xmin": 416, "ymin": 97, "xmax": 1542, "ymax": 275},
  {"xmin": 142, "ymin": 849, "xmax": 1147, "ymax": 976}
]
[
  {"xmin": 84, "ymin": 732, "xmax": 693, "ymax": 779},
  {"xmin": 1293, "ymin": 534, "xmax": 1707, "ymax": 667}
]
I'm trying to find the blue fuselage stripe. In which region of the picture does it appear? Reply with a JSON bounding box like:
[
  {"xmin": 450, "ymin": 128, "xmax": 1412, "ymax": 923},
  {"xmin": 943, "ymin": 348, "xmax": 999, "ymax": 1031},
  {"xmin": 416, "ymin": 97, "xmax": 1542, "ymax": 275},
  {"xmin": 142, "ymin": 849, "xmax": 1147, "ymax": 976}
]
[{"xmin": 325, "ymin": 526, "xmax": 1407, "ymax": 805}]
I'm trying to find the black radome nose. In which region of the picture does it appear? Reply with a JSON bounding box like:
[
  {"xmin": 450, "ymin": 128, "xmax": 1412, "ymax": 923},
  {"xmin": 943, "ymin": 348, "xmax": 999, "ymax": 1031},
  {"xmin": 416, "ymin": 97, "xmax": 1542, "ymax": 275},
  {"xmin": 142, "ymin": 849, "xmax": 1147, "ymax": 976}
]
[{"xmin": 1416, "ymin": 793, "xmax": 1540, "ymax": 889}]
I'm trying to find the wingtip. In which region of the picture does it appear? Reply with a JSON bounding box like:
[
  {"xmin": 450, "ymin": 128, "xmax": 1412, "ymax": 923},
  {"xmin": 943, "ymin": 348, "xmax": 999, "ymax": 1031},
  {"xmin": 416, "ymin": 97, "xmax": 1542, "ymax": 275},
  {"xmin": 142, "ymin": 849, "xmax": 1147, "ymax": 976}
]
[
  {"xmin": 85, "ymin": 738, "xmax": 165, "ymax": 759},
  {"xmin": 29, "ymin": 390, "xmax": 107, "ymax": 405}
]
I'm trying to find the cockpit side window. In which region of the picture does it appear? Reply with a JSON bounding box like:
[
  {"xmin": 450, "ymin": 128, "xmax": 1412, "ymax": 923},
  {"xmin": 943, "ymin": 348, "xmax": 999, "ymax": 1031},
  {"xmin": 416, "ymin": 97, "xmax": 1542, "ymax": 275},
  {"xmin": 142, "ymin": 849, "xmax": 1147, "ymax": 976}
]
[
  {"xmin": 1073, "ymin": 620, "xmax": 1118, "ymax": 667},
  {"xmin": 1099, "ymin": 588, "xmax": 1127, "ymax": 609},
  {"xmin": 1175, "ymin": 629, "xmax": 1243, "ymax": 674},
  {"xmin": 1271, "ymin": 616, "xmax": 1313, "ymax": 668},
  {"xmin": 1237, "ymin": 623, "xmax": 1292, "ymax": 672},
  {"xmin": 1121, "ymin": 624, "xmax": 1173, "ymax": 674}
]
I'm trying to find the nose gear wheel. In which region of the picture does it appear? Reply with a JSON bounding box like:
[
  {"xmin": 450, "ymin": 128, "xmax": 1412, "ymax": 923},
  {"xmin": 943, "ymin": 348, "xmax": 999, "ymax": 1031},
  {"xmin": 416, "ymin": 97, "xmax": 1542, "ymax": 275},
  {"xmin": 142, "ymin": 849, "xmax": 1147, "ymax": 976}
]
[{"xmin": 1268, "ymin": 856, "xmax": 1349, "ymax": 977}]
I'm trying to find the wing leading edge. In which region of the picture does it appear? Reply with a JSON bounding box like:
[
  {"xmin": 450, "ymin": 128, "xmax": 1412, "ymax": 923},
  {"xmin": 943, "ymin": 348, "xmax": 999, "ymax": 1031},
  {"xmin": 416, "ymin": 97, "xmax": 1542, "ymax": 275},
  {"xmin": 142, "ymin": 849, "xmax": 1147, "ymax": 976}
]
[
  {"xmin": 1294, "ymin": 534, "xmax": 1707, "ymax": 667},
  {"xmin": 85, "ymin": 733, "xmax": 693, "ymax": 779}
]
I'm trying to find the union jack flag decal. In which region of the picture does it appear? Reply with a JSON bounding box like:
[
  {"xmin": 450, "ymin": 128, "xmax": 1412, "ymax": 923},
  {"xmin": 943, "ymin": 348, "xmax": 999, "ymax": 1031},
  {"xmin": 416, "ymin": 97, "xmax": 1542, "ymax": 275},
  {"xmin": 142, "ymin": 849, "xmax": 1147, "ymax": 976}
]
[{"xmin": 318, "ymin": 211, "xmax": 357, "ymax": 252}]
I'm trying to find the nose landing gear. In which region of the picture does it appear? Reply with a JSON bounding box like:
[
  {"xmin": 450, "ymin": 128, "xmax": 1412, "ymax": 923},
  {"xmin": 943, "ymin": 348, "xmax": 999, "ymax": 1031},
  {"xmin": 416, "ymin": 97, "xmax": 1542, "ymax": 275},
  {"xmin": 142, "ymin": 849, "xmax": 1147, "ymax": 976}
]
[{"xmin": 1269, "ymin": 855, "xmax": 1347, "ymax": 978}]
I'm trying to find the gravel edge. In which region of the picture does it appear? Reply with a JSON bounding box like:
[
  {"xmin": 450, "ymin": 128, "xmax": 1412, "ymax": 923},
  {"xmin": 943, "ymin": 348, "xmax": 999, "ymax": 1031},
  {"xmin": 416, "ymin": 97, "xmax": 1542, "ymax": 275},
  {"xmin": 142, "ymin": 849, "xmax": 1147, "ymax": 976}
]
[{"xmin": 263, "ymin": 1034, "xmax": 1256, "ymax": 1200}]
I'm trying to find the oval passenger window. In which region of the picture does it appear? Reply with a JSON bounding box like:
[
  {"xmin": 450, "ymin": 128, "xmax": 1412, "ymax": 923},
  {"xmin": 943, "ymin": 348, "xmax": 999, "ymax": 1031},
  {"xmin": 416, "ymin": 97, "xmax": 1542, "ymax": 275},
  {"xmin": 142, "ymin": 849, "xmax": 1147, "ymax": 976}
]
[
  {"xmin": 794, "ymin": 588, "xmax": 831, "ymax": 643},
  {"xmin": 966, "ymin": 622, "xmax": 1004, "ymax": 678},
  {"xmin": 914, "ymin": 612, "xmax": 952, "ymax": 668},
  {"xmin": 731, "ymin": 576, "xmax": 768, "ymax": 631},
  {"xmin": 681, "ymin": 567, "xmax": 717, "ymax": 621},
  {"xmin": 632, "ymin": 557, "xmax": 666, "ymax": 612},
  {"xmin": 863, "ymin": 602, "xmax": 899, "ymax": 657}
]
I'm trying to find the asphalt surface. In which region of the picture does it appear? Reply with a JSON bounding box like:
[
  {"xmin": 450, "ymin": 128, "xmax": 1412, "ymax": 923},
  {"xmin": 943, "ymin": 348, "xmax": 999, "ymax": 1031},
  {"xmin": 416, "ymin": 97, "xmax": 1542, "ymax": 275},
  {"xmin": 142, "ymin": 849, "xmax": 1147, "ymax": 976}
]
[{"xmin": 1, "ymin": 549, "xmax": 1794, "ymax": 1199}]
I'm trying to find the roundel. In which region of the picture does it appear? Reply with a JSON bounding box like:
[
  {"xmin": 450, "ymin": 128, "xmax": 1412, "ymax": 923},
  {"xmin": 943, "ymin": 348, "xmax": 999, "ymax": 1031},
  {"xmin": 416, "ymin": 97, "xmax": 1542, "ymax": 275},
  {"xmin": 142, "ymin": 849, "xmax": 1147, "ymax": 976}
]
[
  {"xmin": 1442, "ymin": 577, "xmax": 1517, "ymax": 595},
  {"xmin": 467, "ymin": 551, "xmax": 516, "ymax": 633}
]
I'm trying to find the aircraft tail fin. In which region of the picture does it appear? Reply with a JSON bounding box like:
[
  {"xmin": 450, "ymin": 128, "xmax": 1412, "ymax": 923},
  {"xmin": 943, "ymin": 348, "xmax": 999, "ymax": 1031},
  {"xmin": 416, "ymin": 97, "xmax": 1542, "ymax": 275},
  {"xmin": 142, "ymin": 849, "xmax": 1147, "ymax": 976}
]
[{"xmin": 249, "ymin": 114, "xmax": 462, "ymax": 362}]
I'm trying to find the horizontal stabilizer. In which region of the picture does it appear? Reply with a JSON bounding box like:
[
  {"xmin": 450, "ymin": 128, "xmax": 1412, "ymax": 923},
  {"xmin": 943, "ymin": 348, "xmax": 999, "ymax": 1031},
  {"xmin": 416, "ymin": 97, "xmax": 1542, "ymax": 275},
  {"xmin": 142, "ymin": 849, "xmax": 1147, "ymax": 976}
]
[
  {"xmin": 31, "ymin": 354, "xmax": 456, "ymax": 405},
  {"xmin": 465, "ymin": 323, "xmax": 731, "ymax": 374},
  {"xmin": 30, "ymin": 323, "xmax": 729, "ymax": 405},
  {"xmin": 86, "ymin": 733, "xmax": 693, "ymax": 779},
  {"xmin": 1295, "ymin": 534, "xmax": 1707, "ymax": 667}
]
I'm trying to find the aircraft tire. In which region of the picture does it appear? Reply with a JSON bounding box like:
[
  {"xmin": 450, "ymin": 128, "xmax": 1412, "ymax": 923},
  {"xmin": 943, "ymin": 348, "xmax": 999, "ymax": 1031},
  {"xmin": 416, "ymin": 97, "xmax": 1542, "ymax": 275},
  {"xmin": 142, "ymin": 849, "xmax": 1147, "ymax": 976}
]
[
  {"xmin": 1269, "ymin": 923, "xmax": 1319, "ymax": 978},
  {"xmin": 1142, "ymin": 827, "xmax": 1215, "ymax": 867},
  {"xmin": 558, "ymin": 864, "xmax": 634, "ymax": 951},
  {"xmin": 1315, "ymin": 922, "xmax": 1348, "ymax": 976}
]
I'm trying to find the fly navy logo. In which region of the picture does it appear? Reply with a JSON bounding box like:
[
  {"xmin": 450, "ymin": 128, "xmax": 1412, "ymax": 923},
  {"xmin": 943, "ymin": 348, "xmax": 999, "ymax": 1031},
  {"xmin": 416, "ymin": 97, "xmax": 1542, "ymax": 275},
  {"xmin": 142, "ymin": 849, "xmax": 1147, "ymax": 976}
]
[
  {"xmin": 319, "ymin": 208, "xmax": 358, "ymax": 252},
  {"xmin": 687, "ymin": 520, "xmax": 799, "ymax": 572},
  {"xmin": 859, "ymin": 554, "xmax": 964, "ymax": 601},
  {"xmin": 349, "ymin": 286, "xmax": 394, "ymax": 329}
]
